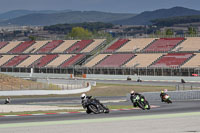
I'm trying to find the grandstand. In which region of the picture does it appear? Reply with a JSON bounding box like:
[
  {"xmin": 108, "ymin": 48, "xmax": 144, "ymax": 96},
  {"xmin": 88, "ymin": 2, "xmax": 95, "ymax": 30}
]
[
  {"xmin": 124, "ymin": 54, "xmax": 162, "ymax": 68},
  {"xmin": 117, "ymin": 38, "xmax": 155, "ymax": 52},
  {"xmin": 0, "ymin": 41, "xmax": 21, "ymax": 53},
  {"xmin": 65, "ymin": 40, "xmax": 93, "ymax": 53},
  {"xmin": 9, "ymin": 41, "xmax": 35, "ymax": 54},
  {"xmin": 150, "ymin": 53, "xmax": 194, "ymax": 68},
  {"xmin": 104, "ymin": 39, "xmax": 129, "ymax": 52},
  {"xmin": 23, "ymin": 41, "xmax": 49, "ymax": 53},
  {"xmin": 172, "ymin": 37, "xmax": 200, "ymax": 52},
  {"xmin": 0, "ymin": 37, "xmax": 200, "ymax": 76},
  {"xmin": 36, "ymin": 40, "xmax": 64, "ymax": 53},
  {"xmin": 95, "ymin": 54, "xmax": 135, "ymax": 67},
  {"xmin": 142, "ymin": 38, "xmax": 185, "ymax": 52}
]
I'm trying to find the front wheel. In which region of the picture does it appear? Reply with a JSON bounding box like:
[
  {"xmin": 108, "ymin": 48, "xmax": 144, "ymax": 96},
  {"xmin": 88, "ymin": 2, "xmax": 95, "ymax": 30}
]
[
  {"xmin": 167, "ymin": 99, "xmax": 172, "ymax": 104},
  {"xmin": 88, "ymin": 104, "xmax": 99, "ymax": 114},
  {"xmin": 145, "ymin": 101, "xmax": 151, "ymax": 110}
]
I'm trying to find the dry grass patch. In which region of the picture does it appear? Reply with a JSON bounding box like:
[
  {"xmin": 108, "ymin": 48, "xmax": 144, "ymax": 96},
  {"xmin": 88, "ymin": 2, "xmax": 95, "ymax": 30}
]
[
  {"xmin": 0, "ymin": 73, "xmax": 61, "ymax": 90},
  {"xmin": 68, "ymin": 83, "xmax": 176, "ymax": 97}
]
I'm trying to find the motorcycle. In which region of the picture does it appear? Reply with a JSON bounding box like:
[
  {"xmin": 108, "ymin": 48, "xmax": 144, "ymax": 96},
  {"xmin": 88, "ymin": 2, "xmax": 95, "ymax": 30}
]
[
  {"xmin": 162, "ymin": 94, "xmax": 172, "ymax": 104},
  {"xmin": 132, "ymin": 95, "xmax": 150, "ymax": 110},
  {"xmin": 82, "ymin": 98, "xmax": 109, "ymax": 114}
]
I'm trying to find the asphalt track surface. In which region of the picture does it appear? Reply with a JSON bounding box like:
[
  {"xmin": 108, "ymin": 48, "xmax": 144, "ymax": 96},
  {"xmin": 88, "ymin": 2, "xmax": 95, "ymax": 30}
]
[
  {"xmin": 0, "ymin": 79, "xmax": 200, "ymax": 132},
  {"xmin": 0, "ymin": 97, "xmax": 200, "ymax": 124}
]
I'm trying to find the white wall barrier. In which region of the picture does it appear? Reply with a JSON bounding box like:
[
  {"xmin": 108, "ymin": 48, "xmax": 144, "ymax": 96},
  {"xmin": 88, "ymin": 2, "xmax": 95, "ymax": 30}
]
[{"xmin": 0, "ymin": 83, "xmax": 91, "ymax": 96}]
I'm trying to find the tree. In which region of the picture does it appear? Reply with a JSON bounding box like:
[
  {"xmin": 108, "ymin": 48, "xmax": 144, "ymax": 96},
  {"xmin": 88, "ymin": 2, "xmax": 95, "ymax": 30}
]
[
  {"xmin": 66, "ymin": 27, "xmax": 92, "ymax": 39},
  {"xmin": 188, "ymin": 27, "xmax": 197, "ymax": 35},
  {"xmin": 29, "ymin": 36, "xmax": 36, "ymax": 41},
  {"xmin": 165, "ymin": 29, "xmax": 174, "ymax": 35}
]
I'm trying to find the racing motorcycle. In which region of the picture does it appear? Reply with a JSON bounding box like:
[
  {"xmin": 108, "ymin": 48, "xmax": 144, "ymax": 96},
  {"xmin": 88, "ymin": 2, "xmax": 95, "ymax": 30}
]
[
  {"xmin": 82, "ymin": 98, "xmax": 109, "ymax": 114},
  {"xmin": 162, "ymin": 94, "xmax": 172, "ymax": 104},
  {"xmin": 132, "ymin": 95, "xmax": 150, "ymax": 110}
]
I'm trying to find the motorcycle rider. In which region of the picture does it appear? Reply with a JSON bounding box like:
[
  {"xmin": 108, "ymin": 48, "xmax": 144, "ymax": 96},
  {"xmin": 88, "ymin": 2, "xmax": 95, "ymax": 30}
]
[
  {"xmin": 4, "ymin": 97, "xmax": 11, "ymax": 104},
  {"xmin": 130, "ymin": 90, "xmax": 146, "ymax": 107},
  {"xmin": 160, "ymin": 91, "xmax": 167, "ymax": 102},
  {"xmin": 81, "ymin": 93, "xmax": 107, "ymax": 113}
]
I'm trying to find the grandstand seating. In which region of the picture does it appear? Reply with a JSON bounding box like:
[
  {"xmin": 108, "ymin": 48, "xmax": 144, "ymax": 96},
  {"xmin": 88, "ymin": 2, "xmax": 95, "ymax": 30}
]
[
  {"xmin": 143, "ymin": 38, "xmax": 185, "ymax": 52},
  {"xmin": 23, "ymin": 41, "xmax": 49, "ymax": 53},
  {"xmin": 0, "ymin": 41, "xmax": 21, "ymax": 53},
  {"xmin": 46, "ymin": 54, "xmax": 73, "ymax": 67},
  {"xmin": 17, "ymin": 55, "xmax": 43, "ymax": 67},
  {"xmin": 9, "ymin": 41, "xmax": 35, "ymax": 53},
  {"xmin": 81, "ymin": 39, "xmax": 105, "ymax": 53},
  {"xmin": 173, "ymin": 37, "xmax": 200, "ymax": 51},
  {"xmin": 0, "ymin": 42, "xmax": 8, "ymax": 50},
  {"xmin": 60, "ymin": 54, "xmax": 86, "ymax": 67},
  {"xmin": 104, "ymin": 39, "xmax": 129, "ymax": 52},
  {"xmin": 150, "ymin": 53, "xmax": 193, "ymax": 68},
  {"xmin": 182, "ymin": 53, "xmax": 200, "ymax": 68},
  {"xmin": 65, "ymin": 40, "xmax": 93, "ymax": 53},
  {"xmin": 51, "ymin": 40, "xmax": 78, "ymax": 53},
  {"xmin": 31, "ymin": 54, "xmax": 58, "ymax": 67},
  {"xmin": 84, "ymin": 54, "xmax": 111, "ymax": 67},
  {"xmin": 117, "ymin": 38, "xmax": 155, "ymax": 52},
  {"xmin": 124, "ymin": 54, "xmax": 162, "ymax": 68},
  {"xmin": 95, "ymin": 54, "xmax": 135, "ymax": 67},
  {"xmin": 0, "ymin": 55, "xmax": 15, "ymax": 66},
  {"xmin": 3, "ymin": 55, "xmax": 29, "ymax": 67},
  {"xmin": 36, "ymin": 40, "xmax": 64, "ymax": 53}
]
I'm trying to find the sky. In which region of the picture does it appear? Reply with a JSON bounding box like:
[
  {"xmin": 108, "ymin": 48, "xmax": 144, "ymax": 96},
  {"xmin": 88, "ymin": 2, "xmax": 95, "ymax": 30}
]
[{"xmin": 0, "ymin": 0, "xmax": 199, "ymax": 13}]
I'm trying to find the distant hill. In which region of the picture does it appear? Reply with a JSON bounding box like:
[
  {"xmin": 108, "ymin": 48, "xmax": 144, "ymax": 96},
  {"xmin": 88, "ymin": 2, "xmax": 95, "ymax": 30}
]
[
  {"xmin": 113, "ymin": 7, "xmax": 200, "ymax": 25},
  {"xmin": 0, "ymin": 11, "xmax": 136, "ymax": 26},
  {"xmin": 0, "ymin": 9, "xmax": 72, "ymax": 21},
  {"xmin": 152, "ymin": 15, "xmax": 200, "ymax": 27}
]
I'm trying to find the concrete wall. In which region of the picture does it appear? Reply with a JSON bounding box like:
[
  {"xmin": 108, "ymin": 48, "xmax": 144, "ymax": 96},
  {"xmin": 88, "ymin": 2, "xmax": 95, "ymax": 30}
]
[
  {"xmin": 127, "ymin": 90, "xmax": 200, "ymax": 101},
  {"xmin": 0, "ymin": 83, "xmax": 91, "ymax": 96},
  {"xmin": 0, "ymin": 72, "xmax": 71, "ymax": 79},
  {"xmin": 1, "ymin": 72, "xmax": 200, "ymax": 82},
  {"xmin": 85, "ymin": 74, "xmax": 200, "ymax": 82}
]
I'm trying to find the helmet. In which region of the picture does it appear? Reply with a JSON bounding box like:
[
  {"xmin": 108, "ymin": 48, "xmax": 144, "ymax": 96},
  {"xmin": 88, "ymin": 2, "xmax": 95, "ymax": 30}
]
[
  {"xmin": 81, "ymin": 93, "xmax": 86, "ymax": 100},
  {"xmin": 161, "ymin": 91, "xmax": 164, "ymax": 93},
  {"xmin": 130, "ymin": 90, "xmax": 135, "ymax": 95}
]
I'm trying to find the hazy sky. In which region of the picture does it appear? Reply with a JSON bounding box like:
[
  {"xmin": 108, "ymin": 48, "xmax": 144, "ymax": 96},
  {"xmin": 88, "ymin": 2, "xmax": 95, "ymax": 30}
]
[{"xmin": 0, "ymin": 0, "xmax": 199, "ymax": 13}]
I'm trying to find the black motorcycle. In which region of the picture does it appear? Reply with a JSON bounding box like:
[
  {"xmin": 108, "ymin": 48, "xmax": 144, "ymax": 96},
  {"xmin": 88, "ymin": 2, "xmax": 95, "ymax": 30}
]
[{"xmin": 82, "ymin": 98, "xmax": 109, "ymax": 114}]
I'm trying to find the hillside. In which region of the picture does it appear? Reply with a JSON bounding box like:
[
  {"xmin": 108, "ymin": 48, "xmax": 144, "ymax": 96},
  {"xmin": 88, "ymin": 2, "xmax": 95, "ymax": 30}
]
[
  {"xmin": 0, "ymin": 11, "xmax": 136, "ymax": 26},
  {"xmin": 151, "ymin": 15, "xmax": 200, "ymax": 27},
  {"xmin": 113, "ymin": 7, "xmax": 200, "ymax": 25},
  {"xmin": 0, "ymin": 9, "xmax": 72, "ymax": 21}
]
